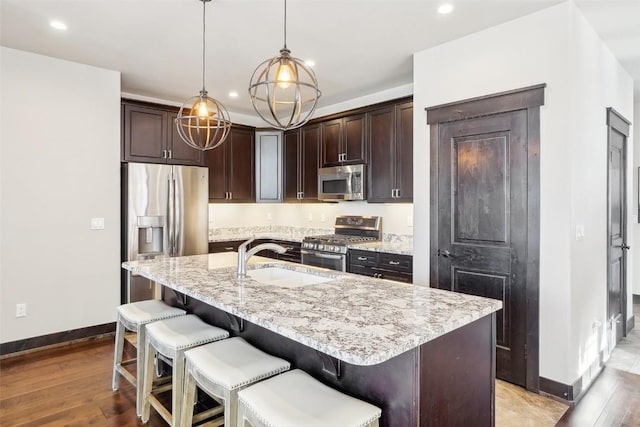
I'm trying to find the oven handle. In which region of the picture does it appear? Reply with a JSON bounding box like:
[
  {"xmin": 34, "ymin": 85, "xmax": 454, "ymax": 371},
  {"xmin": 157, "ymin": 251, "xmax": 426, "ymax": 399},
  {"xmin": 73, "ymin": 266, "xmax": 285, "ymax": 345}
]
[{"xmin": 301, "ymin": 250, "xmax": 344, "ymax": 260}]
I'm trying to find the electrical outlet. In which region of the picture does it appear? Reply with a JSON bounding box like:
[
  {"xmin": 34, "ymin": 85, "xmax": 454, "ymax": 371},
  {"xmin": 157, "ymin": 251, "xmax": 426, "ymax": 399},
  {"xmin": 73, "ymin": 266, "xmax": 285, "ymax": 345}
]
[
  {"xmin": 16, "ymin": 303, "xmax": 27, "ymax": 318},
  {"xmin": 307, "ymin": 213, "xmax": 313, "ymax": 222},
  {"xmin": 407, "ymin": 215, "xmax": 413, "ymax": 227},
  {"xmin": 320, "ymin": 213, "xmax": 325, "ymax": 222},
  {"xmin": 266, "ymin": 212, "xmax": 272, "ymax": 221},
  {"xmin": 91, "ymin": 217, "xmax": 105, "ymax": 230},
  {"xmin": 575, "ymin": 224, "xmax": 585, "ymax": 240}
]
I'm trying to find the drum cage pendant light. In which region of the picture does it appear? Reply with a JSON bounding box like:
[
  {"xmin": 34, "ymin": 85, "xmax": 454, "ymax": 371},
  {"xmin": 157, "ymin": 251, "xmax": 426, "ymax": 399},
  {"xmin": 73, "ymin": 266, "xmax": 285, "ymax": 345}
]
[
  {"xmin": 248, "ymin": 0, "xmax": 321, "ymax": 130},
  {"xmin": 176, "ymin": 0, "xmax": 231, "ymax": 151}
]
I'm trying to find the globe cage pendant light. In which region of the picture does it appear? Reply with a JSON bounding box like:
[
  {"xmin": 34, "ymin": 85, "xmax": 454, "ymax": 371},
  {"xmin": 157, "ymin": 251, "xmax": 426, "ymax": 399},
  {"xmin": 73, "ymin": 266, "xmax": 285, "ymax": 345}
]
[
  {"xmin": 175, "ymin": 0, "xmax": 231, "ymax": 151},
  {"xmin": 248, "ymin": 0, "xmax": 321, "ymax": 130}
]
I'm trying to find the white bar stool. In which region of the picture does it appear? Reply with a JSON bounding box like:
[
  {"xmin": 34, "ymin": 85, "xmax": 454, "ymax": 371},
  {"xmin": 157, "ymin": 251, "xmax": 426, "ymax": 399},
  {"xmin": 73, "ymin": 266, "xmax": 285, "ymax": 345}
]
[
  {"xmin": 141, "ymin": 314, "xmax": 229, "ymax": 426},
  {"xmin": 112, "ymin": 299, "xmax": 186, "ymax": 416},
  {"xmin": 180, "ymin": 337, "xmax": 290, "ymax": 427},
  {"xmin": 237, "ymin": 369, "xmax": 382, "ymax": 427}
]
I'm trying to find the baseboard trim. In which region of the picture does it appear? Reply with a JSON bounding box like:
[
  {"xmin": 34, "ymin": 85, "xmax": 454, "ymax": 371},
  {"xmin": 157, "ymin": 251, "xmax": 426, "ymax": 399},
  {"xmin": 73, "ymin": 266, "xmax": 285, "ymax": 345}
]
[
  {"xmin": 0, "ymin": 322, "xmax": 116, "ymax": 357},
  {"xmin": 628, "ymin": 315, "xmax": 635, "ymax": 333},
  {"xmin": 540, "ymin": 350, "xmax": 605, "ymax": 404}
]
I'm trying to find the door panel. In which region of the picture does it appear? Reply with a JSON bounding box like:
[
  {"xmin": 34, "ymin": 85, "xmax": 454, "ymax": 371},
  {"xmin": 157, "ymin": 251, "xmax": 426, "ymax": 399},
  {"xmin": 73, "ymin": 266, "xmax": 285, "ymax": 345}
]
[
  {"xmin": 167, "ymin": 111, "xmax": 202, "ymax": 166},
  {"xmin": 228, "ymin": 128, "xmax": 255, "ymax": 202},
  {"xmin": 301, "ymin": 124, "xmax": 320, "ymax": 200},
  {"xmin": 437, "ymin": 110, "xmax": 527, "ymax": 387},
  {"xmin": 608, "ymin": 123, "xmax": 627, "ymax": 345},
  {"xmin": 321, "ymin": 119, "xmax": 342, "ymax": 166},
  {"xmin": 283, "ymin": 130, "xmax": 300, "ymax": 201}
]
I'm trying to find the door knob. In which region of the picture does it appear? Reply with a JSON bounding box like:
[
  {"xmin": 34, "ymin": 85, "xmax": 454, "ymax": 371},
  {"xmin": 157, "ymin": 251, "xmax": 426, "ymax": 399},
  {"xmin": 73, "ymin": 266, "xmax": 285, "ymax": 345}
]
[
  {"xmin": 615, "ymin": 244, "xmax": 630, "ymax": 250},
  {"xmin": 438, "ymin": 249, "xmax": 452, "ymax": 258}
]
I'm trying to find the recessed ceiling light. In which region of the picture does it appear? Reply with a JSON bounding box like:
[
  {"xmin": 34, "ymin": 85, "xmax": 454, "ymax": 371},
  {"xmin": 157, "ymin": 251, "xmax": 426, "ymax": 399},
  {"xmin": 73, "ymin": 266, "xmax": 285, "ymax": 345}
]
[
  {"xmin": 228, "ymin": 91, "xmax": 239, "ymax": 98},
  {"xmin": 437, "ymin": 4, "xmax": 454, "ymax": 15},
  {"xmin": 50, "ymin": 20, "xmax": 68, "ymax": 30},
  {"xmin": 305, "ymin": 60, "xmax": 315, "ymax": 68}
]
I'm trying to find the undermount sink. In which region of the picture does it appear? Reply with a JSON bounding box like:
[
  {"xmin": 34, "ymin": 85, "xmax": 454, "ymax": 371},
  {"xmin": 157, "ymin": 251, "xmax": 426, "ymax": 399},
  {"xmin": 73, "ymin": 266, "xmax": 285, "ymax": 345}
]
[{"xmin": 247, "ymin": 267, "xmax": 334, "ymax": 287}]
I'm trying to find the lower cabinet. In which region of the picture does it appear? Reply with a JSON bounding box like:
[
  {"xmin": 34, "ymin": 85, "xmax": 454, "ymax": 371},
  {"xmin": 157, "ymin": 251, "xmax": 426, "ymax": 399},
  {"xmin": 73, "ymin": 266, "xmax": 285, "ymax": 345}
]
[
  {"xmin": 208, "ymin": 240, "xmax": 245, "ymax": 253},
  {"xmin": 348, "ymin": 250, "xmax": 413, "ymax": 283}
]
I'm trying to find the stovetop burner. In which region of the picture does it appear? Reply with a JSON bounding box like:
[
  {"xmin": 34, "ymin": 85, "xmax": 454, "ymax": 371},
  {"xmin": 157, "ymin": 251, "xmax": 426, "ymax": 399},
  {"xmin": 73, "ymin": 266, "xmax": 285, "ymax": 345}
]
[{"xmin": 302, "ymin": 216, "xmax": 382, "ymax": 254}]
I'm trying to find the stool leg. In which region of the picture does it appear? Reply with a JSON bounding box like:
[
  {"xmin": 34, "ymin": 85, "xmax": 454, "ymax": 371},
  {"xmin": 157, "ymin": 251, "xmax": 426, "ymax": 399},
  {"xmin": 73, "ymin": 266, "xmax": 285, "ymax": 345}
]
[
  {"xmin": 179, "ymin": 368, "xmax": 197, "ymax": 427},
  {"xmin": 226, "ymin": 389, "xmax": 237, "ymax": 427},
  {"xmin": 112, "ymin": 316, "xmax": 125, "ymax": 391},
  {"xmin": 135, "ymin": 325, "xmax": 146, "ymax": 417},
  {"xmin": 172, "ymin": 350, "xmax": 186, "ymax": 427},
  {"xmin": 141, "ymin": 337, "xmax": 156, "ymax": 423}
]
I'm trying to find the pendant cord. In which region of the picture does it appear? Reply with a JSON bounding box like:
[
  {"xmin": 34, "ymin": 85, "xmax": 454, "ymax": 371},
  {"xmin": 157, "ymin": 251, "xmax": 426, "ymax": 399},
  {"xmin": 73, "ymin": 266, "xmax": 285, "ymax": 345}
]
[
  {"xmin": 283, "ymin": 0, "xmax": 287, "ymax": 49},
  {"xmin": 201, "ymin": 0, "xmax": 206, "ymax": 92}
]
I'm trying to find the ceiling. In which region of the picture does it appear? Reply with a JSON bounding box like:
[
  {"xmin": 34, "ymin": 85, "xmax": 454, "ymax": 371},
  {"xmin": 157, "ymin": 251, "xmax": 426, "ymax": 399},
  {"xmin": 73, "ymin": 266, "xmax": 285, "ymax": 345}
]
[{"xmin": 1, "ymin": 0, "xmax": 639, "ymax": 118}]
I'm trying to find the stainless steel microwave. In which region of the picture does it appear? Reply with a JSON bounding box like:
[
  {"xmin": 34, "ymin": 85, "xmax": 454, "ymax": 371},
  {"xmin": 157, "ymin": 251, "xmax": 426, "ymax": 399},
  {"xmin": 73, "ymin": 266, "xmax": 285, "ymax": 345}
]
[{"xmin": 317, "ymin": 164, "xmax": 366, "ymax": 201}]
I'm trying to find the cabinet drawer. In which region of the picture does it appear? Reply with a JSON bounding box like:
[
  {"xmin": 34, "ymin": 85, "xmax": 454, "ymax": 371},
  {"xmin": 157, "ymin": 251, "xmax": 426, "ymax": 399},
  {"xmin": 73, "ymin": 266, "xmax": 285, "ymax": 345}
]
[
  {"xmin": 378, "ymin": 253, "xmax": 412, "ymax": 273},
  {"xmin": 348, "ymin": 264, "xmax": 376, "ymax": 277},
  {"xmin": 349, "ymin": 250, "xmax": 377, "ymax": 266},
  {"xmin": 208, "ymin": 240, "xmax": 244, "ymax": 253}
]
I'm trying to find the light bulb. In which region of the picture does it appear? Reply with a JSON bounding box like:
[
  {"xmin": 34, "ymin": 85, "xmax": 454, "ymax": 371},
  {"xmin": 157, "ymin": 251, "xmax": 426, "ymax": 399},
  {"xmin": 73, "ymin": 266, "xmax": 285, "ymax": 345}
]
[
  {"xmin": 196, "ymin": 100, "xmax": 209, "ymax": 119},
  {"xmin": 275, "ymin": 60, "xmax": 296, "ymax": 89}
]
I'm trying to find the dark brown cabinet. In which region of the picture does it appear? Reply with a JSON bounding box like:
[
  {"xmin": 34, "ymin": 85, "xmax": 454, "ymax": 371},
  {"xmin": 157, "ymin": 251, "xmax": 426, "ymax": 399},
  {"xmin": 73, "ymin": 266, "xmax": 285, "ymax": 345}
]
[
  {"xmin": 208, "ymin": 240, "xmax": 245, "ymax": 253},
  {"xmin": 284, "ymin": 124, "xmax": 320, "ymax": 202},
  {"xmin": 367, "ymin": 101, "xmax": 413, "ymax": 202},
  {"xmin": 208, "ymin": 239, "xmax": 301, "ymax": 264},
  {"xmin": 121, "ymin": 101, "xmax": 202, "ymax": 166},
  {"xmin": 348, "ymin": 250, "xmax": 413, "ymax": 283},
  {"xmin": 320, "ymin": 114, "xmax": 366, "ymax": 167},
  {"xmin": 204, "ymin": 126, "xmax": 255, "ymax": 202}
]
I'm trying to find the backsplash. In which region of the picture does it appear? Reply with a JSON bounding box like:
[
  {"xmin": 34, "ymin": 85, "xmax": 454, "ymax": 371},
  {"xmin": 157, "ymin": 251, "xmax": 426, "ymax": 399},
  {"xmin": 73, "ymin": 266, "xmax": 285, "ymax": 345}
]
[{"xmin": 208, "ymin": 202, "xmax": 414, "ymax": 236}]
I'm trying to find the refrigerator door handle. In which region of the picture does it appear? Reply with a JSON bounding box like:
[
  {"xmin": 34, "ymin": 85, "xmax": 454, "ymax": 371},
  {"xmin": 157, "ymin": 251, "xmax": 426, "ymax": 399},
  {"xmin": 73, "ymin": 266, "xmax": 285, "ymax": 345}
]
[
  {"xmin": 167, "ymin": 172, "xmax": 175, "ymax": 256},
  {"xmin": 173, "ymin": 174, "xmax": 181, "ymax": 256}
]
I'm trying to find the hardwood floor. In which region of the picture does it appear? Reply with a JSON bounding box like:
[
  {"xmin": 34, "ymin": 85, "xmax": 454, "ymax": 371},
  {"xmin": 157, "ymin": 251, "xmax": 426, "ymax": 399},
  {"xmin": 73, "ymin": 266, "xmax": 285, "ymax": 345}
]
[
  {"xmin": 0, "ymin": 336, "xmax": 167, "ymax": 426},
  {"xmin": 1, "ymin": 325, "xmax": 639, "ymax": 427}
]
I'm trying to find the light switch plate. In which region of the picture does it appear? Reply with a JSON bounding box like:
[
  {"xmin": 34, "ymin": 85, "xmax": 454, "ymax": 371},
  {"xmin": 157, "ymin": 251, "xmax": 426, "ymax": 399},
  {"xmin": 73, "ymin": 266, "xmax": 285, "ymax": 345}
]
[
  {"xmin": 91, "ymin": 217, "xmax": 105, "ymax": 230},
  {"xmin": 575, "ymin": 224, "xmax": 585, "ymax": 240}
]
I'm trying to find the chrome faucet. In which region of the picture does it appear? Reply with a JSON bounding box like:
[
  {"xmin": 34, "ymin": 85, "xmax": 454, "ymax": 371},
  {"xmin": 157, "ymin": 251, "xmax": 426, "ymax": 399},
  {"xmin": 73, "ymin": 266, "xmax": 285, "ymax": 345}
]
[{"xmin": 236, "ymin": 238, "xmax": 288, "ymax": 278}]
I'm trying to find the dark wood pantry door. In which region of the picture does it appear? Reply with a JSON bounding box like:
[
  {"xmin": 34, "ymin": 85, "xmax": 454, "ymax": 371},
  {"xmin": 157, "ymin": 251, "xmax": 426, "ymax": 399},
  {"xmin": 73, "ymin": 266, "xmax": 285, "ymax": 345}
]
[
  {"xmin": 427, "ymin": 85, "xmax": 544, "ymax": 390},
  {"xmin": 606, "ymin": 107, "xmax": 630, "ymax": 346}
]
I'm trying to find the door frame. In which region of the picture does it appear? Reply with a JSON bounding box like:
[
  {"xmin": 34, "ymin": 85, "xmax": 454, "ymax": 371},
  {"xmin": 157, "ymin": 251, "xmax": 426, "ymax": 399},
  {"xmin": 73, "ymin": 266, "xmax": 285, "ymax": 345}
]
[
  {"xmin": 606, "ymin": 107, "xmax": 631, "ymax": 339},
  {"xmin": 426, "ymin": 84, "xmax": 545, "ymax": 392}
]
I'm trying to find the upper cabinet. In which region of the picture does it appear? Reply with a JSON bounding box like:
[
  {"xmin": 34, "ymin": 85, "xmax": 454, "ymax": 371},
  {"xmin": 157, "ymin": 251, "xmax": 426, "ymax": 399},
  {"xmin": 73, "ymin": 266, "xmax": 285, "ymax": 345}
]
[
  {"xmin": 320, "ymin": 114, "xmax": 366, "ymax": 167},
  {"xmin": 367, "ymin": 101, "xmax": 413, "ymax": 203},
  {"xmin": 284, "ymin": 123, "xmax": 320, "ymax": 202},
  {"xmin": 255, "ymin": 130, "xmax": 283, "ymax": 203},
  {"xmin": 121, "ymin": 101, "xmax": 202, "ymax": 166},
  {"xmin": 204, "ymin": 126, "xmax": 255, "ymax": 203}
]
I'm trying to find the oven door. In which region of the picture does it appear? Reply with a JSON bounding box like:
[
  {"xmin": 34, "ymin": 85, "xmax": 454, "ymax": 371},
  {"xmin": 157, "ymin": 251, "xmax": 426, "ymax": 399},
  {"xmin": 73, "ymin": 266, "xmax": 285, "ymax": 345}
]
[{"xmin": 301, "ymin": 249, "xmax": 346, "ymax": 272}]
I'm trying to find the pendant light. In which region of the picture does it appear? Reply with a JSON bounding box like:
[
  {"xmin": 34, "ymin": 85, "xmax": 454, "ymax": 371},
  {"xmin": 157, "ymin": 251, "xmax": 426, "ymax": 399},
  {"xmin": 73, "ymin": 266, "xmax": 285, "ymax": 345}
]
[
  {"xmin": 175, "ymin": 0, "xmax": 231, "ymax": 151},
  {"xmin": 248, "ymin": 0, "xmax": 321, "ymax": 130}
]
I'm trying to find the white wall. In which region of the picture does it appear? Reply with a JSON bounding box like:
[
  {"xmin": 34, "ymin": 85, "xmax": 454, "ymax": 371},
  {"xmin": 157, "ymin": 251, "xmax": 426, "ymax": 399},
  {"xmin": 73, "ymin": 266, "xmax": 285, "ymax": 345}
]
[
  {"xmin": 209, "ymin": 202, "xmax": 414, "ymax": 236},
  {"xmin": 413, "ymin": 2, "xmax": 633, "ymax": 386},
  {"xmin": 0, "ymin": 48, "xmax": 121, "ymax": 343}
]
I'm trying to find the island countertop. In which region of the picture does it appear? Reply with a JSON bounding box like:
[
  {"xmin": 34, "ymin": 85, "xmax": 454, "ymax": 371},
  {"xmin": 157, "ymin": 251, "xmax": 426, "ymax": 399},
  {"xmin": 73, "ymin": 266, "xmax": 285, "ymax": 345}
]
[{"xmin": 122, "ymin": 253, "xmax": 501, "ymax": 366}]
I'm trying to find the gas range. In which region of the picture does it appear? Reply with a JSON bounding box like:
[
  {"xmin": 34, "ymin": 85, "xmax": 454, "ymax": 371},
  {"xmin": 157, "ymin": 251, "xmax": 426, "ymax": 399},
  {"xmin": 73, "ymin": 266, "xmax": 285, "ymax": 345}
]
[
  {"xmin": 301, "ymin": 216, "xmax": 382, "ymax": 271},
  {"xmin": 301, "ymin": 234, "xmax": 379, "ymax": 254}
]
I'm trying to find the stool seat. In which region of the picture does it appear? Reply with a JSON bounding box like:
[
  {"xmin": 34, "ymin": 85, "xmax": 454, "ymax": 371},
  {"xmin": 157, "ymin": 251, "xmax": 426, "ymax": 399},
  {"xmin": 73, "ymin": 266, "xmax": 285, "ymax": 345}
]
[
  {"xmin": 112, "ymin": 299, "xmax": 186, "ymax": 417},
  {"xmin": 238, "ymin": 369, "xmax": 381, "ymax": 427},
  {"xmin": 117, "ymin": 299, "xmax": 186, "ymax": 330},
  {"xmin": 181, "ymin": 337, "xmax": 290, "ymax": 427},
  {"xmin": 145, "ymin": 314, "xmax": 229, "ymax": 358},
  {"xmin": 142, "ymin": 314, "xmax": 229, "ymax": 426}
]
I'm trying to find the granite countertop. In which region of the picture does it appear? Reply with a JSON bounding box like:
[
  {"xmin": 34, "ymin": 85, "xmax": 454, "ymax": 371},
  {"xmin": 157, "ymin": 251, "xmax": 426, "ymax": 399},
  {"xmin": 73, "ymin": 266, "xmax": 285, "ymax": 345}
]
[{"xmin": 122, "ymin": 253, "xmax": 501, "ymax": 366}]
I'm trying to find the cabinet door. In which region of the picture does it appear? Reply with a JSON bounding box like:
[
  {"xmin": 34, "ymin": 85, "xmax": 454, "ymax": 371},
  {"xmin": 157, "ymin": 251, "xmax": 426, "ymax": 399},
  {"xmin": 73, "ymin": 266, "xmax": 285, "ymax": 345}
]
[
  {"xmin": 227, "ymin": 127, "xmax": 255, "ymax": 202},
  {"xmin": 394, "ymin": 102, "xmax": 413, "ymax": 202},
  {"xmin": 343, "ymin": 114, "xmax": 366, "ymax": 164},
  {"xmin": 166, "ymin": 111, "xmax": 203, "ymax": 166},
  {"xmin": 203, "ymin": 142, "xmax": 227, "ymax": 201},
  {"xmin": 122, "ymin": 104, "xmax": 167, "ymax": 163},
  {"xmin": 320, "ymin": 118, "xmax": 342, "ymax": 167},
  {"xmin": 300, "ymin": 124, "xmax": 320, "ymax": 201},
  {"xmin": 283, "ymin": 130, "xmax": 301, "ymax": 202},
  {"xmin": 367, "ymin": 106, "xmax": 396, "ymax": 202}
]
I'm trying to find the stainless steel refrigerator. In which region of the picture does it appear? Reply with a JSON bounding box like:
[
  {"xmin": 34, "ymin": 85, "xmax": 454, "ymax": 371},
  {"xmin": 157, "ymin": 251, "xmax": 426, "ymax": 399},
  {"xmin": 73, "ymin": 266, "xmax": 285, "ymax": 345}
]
[{"xmin": 122, "ymin": 163, "xmax": 208, "ymax": 303}]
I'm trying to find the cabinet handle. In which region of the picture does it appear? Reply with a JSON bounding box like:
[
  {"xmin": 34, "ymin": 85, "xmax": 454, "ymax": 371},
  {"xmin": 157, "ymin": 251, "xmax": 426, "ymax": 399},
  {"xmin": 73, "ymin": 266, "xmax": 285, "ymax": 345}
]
[
  {"xmin": 357, "ymin": 256, "xmax": 368, "ymax": 261},
  {"xmin": 168, "ymin": 150, "xmax": 172, "ymax": 159},
  {"xmin": 224, "ymin": 247, "xmax": 234, "ymax": 250},
  {"xmin": 229, "ymin": 192, "xmax": 232, "ymax": 200},
  {"xmin": 388, "ymin": 260, "xmax": 400, "ymax": 266},
  {"xmin": 162, "ymin": 149, "xmax": 167, "ymax": 158},
  {"xmin": 391, "ymin": 189, "xmax": 395, "ymax": 198}
]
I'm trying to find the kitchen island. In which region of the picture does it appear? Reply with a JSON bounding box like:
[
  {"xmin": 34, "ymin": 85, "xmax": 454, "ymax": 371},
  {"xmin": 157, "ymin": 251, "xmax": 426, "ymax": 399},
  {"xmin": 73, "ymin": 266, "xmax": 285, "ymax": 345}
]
[{"xmin": 123, "ymin": 253, "xmax": 502, "ymax": 426}]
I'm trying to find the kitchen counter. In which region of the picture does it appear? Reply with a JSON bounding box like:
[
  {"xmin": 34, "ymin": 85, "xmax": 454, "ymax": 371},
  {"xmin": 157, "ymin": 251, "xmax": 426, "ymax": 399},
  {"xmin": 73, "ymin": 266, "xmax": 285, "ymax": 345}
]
[
  {"xmin": 122, "ymin": 253, "xmax": 499, "ymax": 366},
  {"xmin": 209, "ymin": 226, "xmax": 413, "ymax": 255}
]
